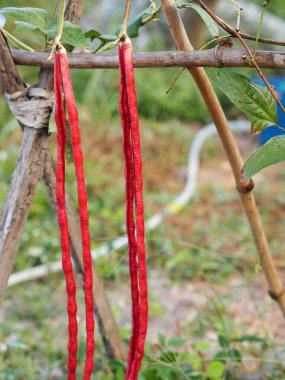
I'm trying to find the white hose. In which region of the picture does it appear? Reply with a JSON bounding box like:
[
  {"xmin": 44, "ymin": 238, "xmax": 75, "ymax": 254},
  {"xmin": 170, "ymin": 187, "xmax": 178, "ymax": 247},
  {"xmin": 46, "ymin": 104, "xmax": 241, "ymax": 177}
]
[{"xmin": 8, "ymin": 120, "xmax": 250, "ymax": 287}]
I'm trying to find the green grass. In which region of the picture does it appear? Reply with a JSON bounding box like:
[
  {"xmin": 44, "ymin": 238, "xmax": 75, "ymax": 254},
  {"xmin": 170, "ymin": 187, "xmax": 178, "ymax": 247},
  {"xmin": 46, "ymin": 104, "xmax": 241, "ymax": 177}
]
[{"xmin": 1, "ymin": 116, "xmax": 285, "ymax": 379}]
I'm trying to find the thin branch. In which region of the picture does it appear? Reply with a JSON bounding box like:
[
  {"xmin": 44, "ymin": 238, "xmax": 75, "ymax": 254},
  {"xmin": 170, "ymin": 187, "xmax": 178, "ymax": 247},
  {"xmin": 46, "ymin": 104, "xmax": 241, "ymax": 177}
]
[{"xmin": 9, "ymin": 48, "xmax": 285, "ymax": 70}]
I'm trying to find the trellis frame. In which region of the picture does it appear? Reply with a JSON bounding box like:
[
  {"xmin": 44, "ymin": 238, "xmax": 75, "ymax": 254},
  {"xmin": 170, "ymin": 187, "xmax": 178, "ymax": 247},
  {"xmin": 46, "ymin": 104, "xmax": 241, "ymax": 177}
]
[{"xmin": 1, "ymin": 0, "xmax": 285, "ymax": 363}]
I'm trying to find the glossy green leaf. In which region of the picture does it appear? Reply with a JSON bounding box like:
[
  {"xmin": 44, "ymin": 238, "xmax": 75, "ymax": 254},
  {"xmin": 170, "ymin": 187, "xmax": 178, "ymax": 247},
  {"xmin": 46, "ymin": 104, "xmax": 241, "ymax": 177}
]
[
  {"xmin": 0, "ymin": 7, "xmax": 47, "ymax": 29},
  {"xmin": 207, "ymin": 69, "xmax": 277, "ymax": 134},
  {"xmin": 188, "ymin": 2, "xmax": 219, "ymax": 37},
  {"xmin": 47, "ymin": 21, "xmax": 87, "ymax": 48},
  {"xmin": 242, "ymin": 135, "xmax": 285, "ymax": 179}
]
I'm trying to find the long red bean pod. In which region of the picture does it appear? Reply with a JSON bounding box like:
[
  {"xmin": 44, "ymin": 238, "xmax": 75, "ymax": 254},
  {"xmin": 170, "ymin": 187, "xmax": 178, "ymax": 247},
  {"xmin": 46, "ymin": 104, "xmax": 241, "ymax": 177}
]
[
  {"xmin": 54, "ymin": 53, "xmax": 78, "ymax": 380},
  {"xmin": 119, "ymin": 38, "xmax": 149, "ymax": 380},
  {"xmin": 119, "ymin": 44, "xmax": 140, "ymax": 379},
  {"xmin": 55, "ymin": 47, "xmax": 95, "ymax": 379}
]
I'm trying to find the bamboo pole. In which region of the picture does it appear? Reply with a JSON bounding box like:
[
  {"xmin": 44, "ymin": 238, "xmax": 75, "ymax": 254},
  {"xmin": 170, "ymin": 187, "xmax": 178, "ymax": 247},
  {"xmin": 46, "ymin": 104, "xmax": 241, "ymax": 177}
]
[
  {"xmin": 161, "ymin": 0, "xmax": 285, "ymax": 316},
  {"xmin": 10, "ymin": 48, "xmax": 285, "ymax": 70}
]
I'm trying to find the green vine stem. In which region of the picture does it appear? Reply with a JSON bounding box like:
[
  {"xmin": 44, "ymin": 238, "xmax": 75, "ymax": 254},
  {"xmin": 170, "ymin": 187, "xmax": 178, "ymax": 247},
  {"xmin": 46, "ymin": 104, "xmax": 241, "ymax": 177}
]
[
  {"xmin": 121, "ymin": 0, "xmax": 132, "ymax": 36},
  {"xmin": 48, "ymin": 0, "xmax": 66, "ymax": 59},
  {"xmin": 199, "ymin": 35, "xmax": 231, "ymax": 50},
  {"xmin": 54, "ymin": 0, "xmax": 66, "ymax": 44},
  {"xmin": 1, "ymin": 29, "xmax": 34, "ymax": 52},
  {"xmin": 253, "ymin": 2, "xmax": 266, "ymax": 57},
  {"xmin": 53, "ymin": 0, "xmax": 62, "ymax": 24}
]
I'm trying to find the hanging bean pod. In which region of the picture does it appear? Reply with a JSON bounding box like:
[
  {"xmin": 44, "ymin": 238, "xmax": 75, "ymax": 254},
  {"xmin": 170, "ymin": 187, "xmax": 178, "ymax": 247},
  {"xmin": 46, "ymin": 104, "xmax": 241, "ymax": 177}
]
[
  {"xmin": 54, "ymin": 47, "xmax": 95, "ymax": 380},
  {"xmin": 119, "ymin": 38, "xmax": 149, "ymax": 380}
]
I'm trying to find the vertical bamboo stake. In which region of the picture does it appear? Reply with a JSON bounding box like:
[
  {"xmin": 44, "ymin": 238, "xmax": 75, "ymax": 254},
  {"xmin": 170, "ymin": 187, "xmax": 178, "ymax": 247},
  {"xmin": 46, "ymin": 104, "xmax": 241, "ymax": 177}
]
[{"xmin": 161, "ymin": 0, "xmax": 285, "ymax": 316}]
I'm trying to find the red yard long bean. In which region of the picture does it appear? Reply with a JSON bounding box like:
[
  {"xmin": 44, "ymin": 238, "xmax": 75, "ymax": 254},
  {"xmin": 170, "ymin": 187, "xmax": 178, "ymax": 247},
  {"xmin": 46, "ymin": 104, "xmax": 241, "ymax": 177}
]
[
  {"xmin": 119, "ymin": 38, "xmax": 149, "ymax": 380},
  {"xmin": 119, "ymin": 44, "xmax": 140, "ymax": 379},
  {"xmin": 54, "ymin": 47, "xmax": 95, "ymax": 380},
  {"xmin": 54, "ymin": 53, "xmax": 78, "ymax": 380}
]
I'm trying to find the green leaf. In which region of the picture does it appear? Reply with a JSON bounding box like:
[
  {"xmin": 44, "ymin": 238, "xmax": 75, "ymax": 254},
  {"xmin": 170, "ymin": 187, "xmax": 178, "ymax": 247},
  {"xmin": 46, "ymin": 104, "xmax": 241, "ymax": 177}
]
[
  {"xmin": 142, "ymin": 368, "xmax": 158, "ymax": 380},
  {"xmin": 206, "ymin": 361, "xmax": 225, "ymax": 379},
  {"xmin": 115, "ymin": 367, "xmax": 125, "ymax": 380},
  {"xmin": 160, "ymin": 351, "xmax": 178, "ymax": 363},
  {"xmin": 14, "ymin": 21, "xmax": 46, "ymax": 35},
  {"xmin": 242, "ymin": 135, "xmax": 285, "ymax": 179},
  {"xmin": 207, "ymin": 69, "xmax": 277, "ymax": 134},
  {"xmin": 0, "ymin": 7, "xmax": 47, "ymax": 29},
  {"xmin": 188, "ymin": 353, "xmax": 203, "ymax": 371},
  {"xmin": 127, "ymin": 4, "xmax": 159, "ymax": 38},
  {"xmin": 156, "ymin": 365, "xmax": 181, "ymax": 379},
  {"xmin": 229, "ymin": 349, "xmax": 242, "ymax": 363},
  {"xmin": 47, "ymin": 21, "xmax": 87, "ymax": 48},
  {"xmin": 98, "ymin": 34, "xmax": 118, "ymax": 44},
  {"xmin": 168, "ymin": 337, "xmax": 187, "ymax": 347},
  {"xmin": 232, "ymin": 334, "xmax": 267, "ymax": 343},
  {"xmin": 195, "ymin": 341, "xmax": 212, "ymax": 353},
  {"xmin": 85, "ymin": 29, "xmax": 101, "ymax": 41},
  {"xmin": 85, "ymin": 30, "xmax": 118, "ymax": 44},
  {"xmin": 218, "ymin": 335, "xmax": 230, "ymax": 349},
  {"xmin": 117, "ymin": 2, "xmax": 162, "ymax": 39},
  {"xmin": 188, "ymin": 3, "xmax": 219, "ymax": 37},
  {"xmin": 158, "ymin": 333, "xmax": 166, "ymax": 347}
]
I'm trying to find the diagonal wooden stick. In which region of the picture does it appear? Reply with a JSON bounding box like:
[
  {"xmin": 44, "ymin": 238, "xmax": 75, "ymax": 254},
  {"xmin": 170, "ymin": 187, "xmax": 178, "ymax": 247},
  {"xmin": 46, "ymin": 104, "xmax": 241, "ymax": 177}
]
[
  {"xmin": 0, "ymin": 31, "xmax": 50, "ymax": 307},
  {"xmin": 160, "ymin": 0, "xmax": 285, "ymax": 316}
]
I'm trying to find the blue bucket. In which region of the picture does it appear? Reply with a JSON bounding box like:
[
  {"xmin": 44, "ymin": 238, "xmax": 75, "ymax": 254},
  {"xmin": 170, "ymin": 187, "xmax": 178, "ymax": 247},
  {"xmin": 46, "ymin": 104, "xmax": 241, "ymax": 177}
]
[{"xmin": 252, "ymin": 76, "xmax": 285, "ymax": 145}]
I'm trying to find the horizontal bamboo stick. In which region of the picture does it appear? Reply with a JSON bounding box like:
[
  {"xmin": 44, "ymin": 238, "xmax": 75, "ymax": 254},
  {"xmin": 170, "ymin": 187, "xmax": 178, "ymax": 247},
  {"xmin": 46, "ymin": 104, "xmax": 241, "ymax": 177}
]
[{"xmin": 10, "ymin": 48, "xmax": 285, "ymax": 70}]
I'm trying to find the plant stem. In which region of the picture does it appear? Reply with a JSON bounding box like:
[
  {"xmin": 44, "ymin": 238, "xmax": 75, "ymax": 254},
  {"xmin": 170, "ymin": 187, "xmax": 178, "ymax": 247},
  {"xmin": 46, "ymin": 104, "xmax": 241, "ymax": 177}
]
[
  {"xmin": 55, "ymin": 0, "xmax": 66, "ymax": 44},
  {"xmin": 166, "ymin": 67, "xmax": 185, "ymax": 94},
  {"xmin": 254, "ymin": 5, "xmax": 265, "ymax": 57},
  {"xmin": 199, "ymin": 35, "xmax": 231, "ymax": 50},
  {"xmin": 2, "ymin": 29, "xmax": 34, "ymax": 52},
  {"xmin": 53, "ymin": 0, "xmax": 62, "ymax": 23},
  {"xmin": 48, "ymin": 0, "xmax": 66, "ymax": 59},
  {"xmin": 142, "ymin": 2, "xmax": 162, "ymax": 25},
  {"xmin": 122, "ymin": 0, "xmax": 132, "ymax": 35}
]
